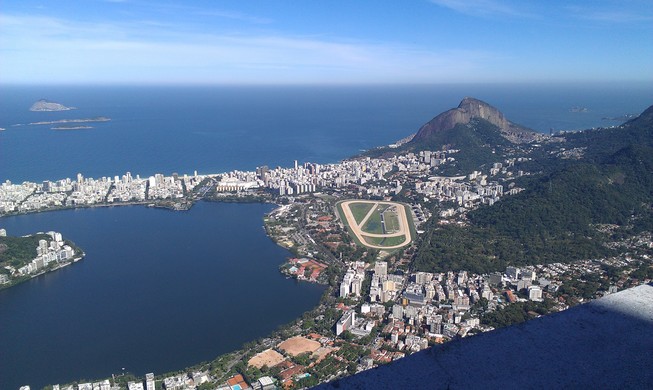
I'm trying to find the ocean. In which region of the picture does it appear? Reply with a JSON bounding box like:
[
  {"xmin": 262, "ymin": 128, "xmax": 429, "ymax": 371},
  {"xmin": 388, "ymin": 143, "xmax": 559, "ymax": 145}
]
[
  {"xmin": 1, "ymin": 83, "xmax": 651, "ymax": 183},
  {"xmin": 0, "ymin": 83, "xmax": 652, "ymax": 389}
]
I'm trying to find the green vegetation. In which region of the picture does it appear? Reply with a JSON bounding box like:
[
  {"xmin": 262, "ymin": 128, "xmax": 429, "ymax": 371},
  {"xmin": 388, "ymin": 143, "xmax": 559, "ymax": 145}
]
[
  {"xmin": 383, "ymin": 210, "xmax": 400, "ymax": 233},
  {"xmin": 0, "ymin": 234, "xmax": 48, "ymax": 268},
  {"xmin": 363, "ymin": 235, "xmax": 407, "ymax": 247},
  {"xmin": 365, "ymin": 118, "xmax": 510, "ymax": 175},
  {"xmin": 481, "ymin": 299, "xmax": 556, "ymax": 328},
  {"xmin": 361, "ymin": 207, "xmax": 383, "ymax": 234},
  {"xmin": 414, "ymin": 114, "xmax": 653, "ymax": 274},
  {"xmin": 415, "ymin": 119, "xmax": 511, "ymax": 175},
  {"xmin": 349, "ymin": 202, "xmax": 374, "ymax": 225}
]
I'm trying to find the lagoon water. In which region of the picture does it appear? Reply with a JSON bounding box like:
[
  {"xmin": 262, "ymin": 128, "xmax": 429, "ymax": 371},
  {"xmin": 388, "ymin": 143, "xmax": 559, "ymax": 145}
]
[
  {"xmin": 0, "ymin": 84, "xmax": 652, "ymax": 389},
  {"xmin": 0, "ymin": 202, "xmax": 326, "ymax": 389}
]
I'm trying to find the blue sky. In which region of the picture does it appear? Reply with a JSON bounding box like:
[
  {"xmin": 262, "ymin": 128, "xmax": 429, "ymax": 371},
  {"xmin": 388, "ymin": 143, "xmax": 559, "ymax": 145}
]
[{"xmin": 1, "ymin": 0, "xmax": 651, "ymax": 84}]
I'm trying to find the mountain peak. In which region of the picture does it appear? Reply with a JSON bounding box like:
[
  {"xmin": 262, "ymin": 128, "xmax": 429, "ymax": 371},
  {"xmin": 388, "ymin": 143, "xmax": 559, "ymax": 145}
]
[{"xmin": 410, "ymin": 97, "xmax": 541, "ymax": 145}]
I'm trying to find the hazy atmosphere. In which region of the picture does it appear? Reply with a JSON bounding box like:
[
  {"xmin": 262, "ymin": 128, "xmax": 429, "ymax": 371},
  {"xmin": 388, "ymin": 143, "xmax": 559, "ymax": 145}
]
[{"xmin": 1, "ymin": 0, "xmax": 652, "ymax": 84}]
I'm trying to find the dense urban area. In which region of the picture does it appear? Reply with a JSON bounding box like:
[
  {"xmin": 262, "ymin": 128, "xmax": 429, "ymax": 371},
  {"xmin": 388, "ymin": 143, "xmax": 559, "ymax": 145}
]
[{"xmin": 4, "ymin": 102, "xmax": 653, "ymax": 390}]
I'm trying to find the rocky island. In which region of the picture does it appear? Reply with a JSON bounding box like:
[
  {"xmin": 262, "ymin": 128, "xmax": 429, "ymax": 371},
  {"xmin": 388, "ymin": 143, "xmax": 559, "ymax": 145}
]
[{"xmin": 29, "ymin": 99, "xmax": 76, "ymax": 112}]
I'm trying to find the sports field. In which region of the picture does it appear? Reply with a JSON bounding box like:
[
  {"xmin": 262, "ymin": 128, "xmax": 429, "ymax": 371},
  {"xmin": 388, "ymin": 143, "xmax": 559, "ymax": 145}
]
[
  {"xmin": 337, "ymin": 200, "xmax": 413, "ymax": 250},
  {"xmin": 278, "ymin": 336, "xmax": 322, "ymax": 356},
  {"xmin": 248, "ymin": 348, "xmax": 285, "ymax": 368}
]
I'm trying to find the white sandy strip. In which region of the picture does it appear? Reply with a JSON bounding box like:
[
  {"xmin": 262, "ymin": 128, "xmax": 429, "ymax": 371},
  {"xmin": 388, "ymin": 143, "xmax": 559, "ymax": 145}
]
[{"xmin": 340, "ymin": 200, "xmax": 412, "ymax": 249}]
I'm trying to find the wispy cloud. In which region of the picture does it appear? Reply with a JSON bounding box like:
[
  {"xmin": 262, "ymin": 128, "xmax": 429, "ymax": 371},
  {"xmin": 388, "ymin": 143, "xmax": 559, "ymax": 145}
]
[
  {"xmin": 429, "ymin": 0, "xmax": 532, "ymax": 18},
  {"xmin": 195, "ymin": 9, "xmax": 273, "ymax": 25},
  {"xmin": 0, "ymin": 13, "xmax": 496, "ymax": 84},
  {"xmin": 567, "ymin": 6, "xmax": 653, "ymax": 23}
]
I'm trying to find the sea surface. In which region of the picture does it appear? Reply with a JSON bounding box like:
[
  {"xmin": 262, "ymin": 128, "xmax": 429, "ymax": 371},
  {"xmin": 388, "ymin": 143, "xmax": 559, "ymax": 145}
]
[
  {"xmin": 1, "ymin": 83, "xmax": 652, "ymax": 183},
  {"xmin": 0, "ymin": 83, "xmax": 652, "ymax": 389}
]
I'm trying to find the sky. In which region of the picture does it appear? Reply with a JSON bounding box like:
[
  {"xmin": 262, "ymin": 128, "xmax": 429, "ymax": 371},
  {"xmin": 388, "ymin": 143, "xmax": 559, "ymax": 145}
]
[{"xmin": 1, "ymin": 0, "xmax": 652, "ymax": 85}]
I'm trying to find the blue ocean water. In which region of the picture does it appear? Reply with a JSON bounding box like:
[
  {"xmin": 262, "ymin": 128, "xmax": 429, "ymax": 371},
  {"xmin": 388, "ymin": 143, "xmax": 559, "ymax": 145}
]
[
  {"xmin": 0, "ymin": 202, "xmax": 326, "ymax": 389},
  {"xmin": 1, "ymin": 83, "xmax": 651, "ymax": 183},
  {"xmin": 0, "ymin": 84, "xmax": 652, "ymax": 389}
]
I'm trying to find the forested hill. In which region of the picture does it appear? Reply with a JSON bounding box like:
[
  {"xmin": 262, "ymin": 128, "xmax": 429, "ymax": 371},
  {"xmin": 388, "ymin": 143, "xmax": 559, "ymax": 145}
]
[
  {"xmin": 413, "ymin": 104, "xmax": 653, "ymax": 274},
  {"xmin": 364, "ymin": 98, "xmax": 543, "ymax": 175}
]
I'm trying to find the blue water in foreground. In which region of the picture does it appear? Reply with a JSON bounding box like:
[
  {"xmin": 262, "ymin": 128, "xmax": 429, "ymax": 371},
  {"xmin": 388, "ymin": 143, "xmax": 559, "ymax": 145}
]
[
  {"xmin": 0, "ymin": 202, "xmax": 325, "ymax": 389},
  {"xmin": 0, "ymin": 84, "xmax": 652, "ymax": 389}
]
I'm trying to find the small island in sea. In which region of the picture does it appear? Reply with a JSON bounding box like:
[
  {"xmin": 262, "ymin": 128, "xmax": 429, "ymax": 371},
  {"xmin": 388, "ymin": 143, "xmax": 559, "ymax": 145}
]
[
  {"xmin": 11, "ymin": 117, "xmax": 112, "ymax": 127},
  {"xmin": 52, "ymin": 126, "xmax": 94, "ymax": 130},
  {"xmin": 29, "ymin": 99, "xmax": 76, "ymax": 112}
]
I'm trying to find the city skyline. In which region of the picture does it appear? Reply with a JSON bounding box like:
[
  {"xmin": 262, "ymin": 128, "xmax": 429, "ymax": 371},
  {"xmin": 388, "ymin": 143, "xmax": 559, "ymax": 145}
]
[{"xmin": 1, "ymin": 0, "xmax": 652, "ymax": 85}]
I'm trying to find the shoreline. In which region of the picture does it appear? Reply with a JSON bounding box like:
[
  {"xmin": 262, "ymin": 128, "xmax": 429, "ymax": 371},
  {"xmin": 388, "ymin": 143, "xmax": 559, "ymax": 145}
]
[{"xmin": 2, "ymin": 199, "xmax": 333, "ymax": 389}]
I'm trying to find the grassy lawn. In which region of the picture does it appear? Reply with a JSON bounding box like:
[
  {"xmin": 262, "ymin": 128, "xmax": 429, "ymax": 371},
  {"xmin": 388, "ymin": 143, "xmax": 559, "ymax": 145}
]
[
  {"xmin": 361, "ymin": 207, "xmax": 384, "ymax": 234},
  {"xmin": 383, "ymin": 210, "xmax": 401, "ymax": 233},
  {"xmin": 349, "ymin": 202, "xmax": 375, "ymax": 225},
  {"xmin": 363, "ymin": 234, "xmax": 407, "ymax": 247}
]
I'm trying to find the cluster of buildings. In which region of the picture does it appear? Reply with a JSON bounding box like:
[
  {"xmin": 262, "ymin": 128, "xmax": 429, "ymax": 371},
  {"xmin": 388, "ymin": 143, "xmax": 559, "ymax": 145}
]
[
  {"xmin": 333, "ymin": 261, "xmax": 567, "ymax": 355},
  {"xmin": 160, "ymin": 371, "xmax": 210, "ymax": 390},
  {"xmin": 415, "ymin": 171, "xmax": 504, "ymax": 209},
  {"xmin": 339, "ymin": 261, "xmax": 366, "ymax": 298},
  {"xmin": 368, "ymin": 262, "xmax": 406, "ymax": 304},
  {"xmin": 1, "ymin": 145, "xmax": 530, "ymax": 220},
  {"xmin": 212, "ymin": 151, "xmax": 531, "ymax": 221},
  {"xmin": 0, "ymin": 171, "xmax": 205, "ymax": 215},
  {"xmin": 213, "ymin": 150, "xmax": 463, "ymax": 198},
  {"xmin": 6, "ymin": 231, "xmax": 79, "ymax": 278},
  {"xmin": 32, "ymin": 368, "xmax": 278, "ymax": 390},
  {"xmin": 281, "ymin": 257, "xmax": 328, "ymax": 282}
]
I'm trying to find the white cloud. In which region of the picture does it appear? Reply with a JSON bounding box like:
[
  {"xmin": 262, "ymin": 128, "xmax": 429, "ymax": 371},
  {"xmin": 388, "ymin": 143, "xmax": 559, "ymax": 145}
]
[
  {"xmin": 429, "ymin": 0, "xmax": 532, "ymax": 18},
  {"xmin": 0, "ymin": 13, "xmax": 496, "ymax": 84},
  {"xmin": 194, "ymin": 9, "xmax": 273, "ymax": 25},
  {"xmin": 568, "ymin": 7, "xmax": 653, "ymax": 23}
]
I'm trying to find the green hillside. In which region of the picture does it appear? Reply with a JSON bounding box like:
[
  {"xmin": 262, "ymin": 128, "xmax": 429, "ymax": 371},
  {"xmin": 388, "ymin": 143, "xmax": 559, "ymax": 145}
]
[{"xmin": 413, "ymin": 106, "xmax": 653, "ymax": 274}]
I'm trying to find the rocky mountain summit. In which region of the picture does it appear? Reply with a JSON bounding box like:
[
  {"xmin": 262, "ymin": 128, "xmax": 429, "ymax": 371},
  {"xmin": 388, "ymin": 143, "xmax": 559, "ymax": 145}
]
[
  {"xmin": 29, "ymin": 99, "xmax": 75, "ymax": 112},
  {"xmin": 410, "ymin": 97, "xmax": 542, "ymax": 145}
]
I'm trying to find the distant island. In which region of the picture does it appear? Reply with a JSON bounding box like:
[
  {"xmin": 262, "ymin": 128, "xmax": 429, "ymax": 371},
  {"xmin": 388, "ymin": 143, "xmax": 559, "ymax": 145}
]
[
  {"xmin": 29, "ymin": 99, "xmax": 76, "ymax": 112},
  {"xmin": 11, "ymin": 117, "xmax": 111, "ymax": 127},
  {"xmin": 52, "ymin": 126, "xmax": 94, "ymax": 130}
]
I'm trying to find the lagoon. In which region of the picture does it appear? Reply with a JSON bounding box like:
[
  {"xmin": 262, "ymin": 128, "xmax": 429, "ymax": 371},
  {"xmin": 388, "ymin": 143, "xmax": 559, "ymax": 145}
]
[{"xmin": 0, "ymin": 202, "xmax": 326, "ymax": 390}]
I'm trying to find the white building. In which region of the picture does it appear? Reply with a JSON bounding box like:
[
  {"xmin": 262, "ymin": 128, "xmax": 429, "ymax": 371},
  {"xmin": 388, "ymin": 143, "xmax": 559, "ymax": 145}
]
[
  {"xmin": 336, "ymin": 310, "xmax": 356, "ymax": 336},
  {"xmin": 529, "ymin": 285, "xmax": 543, "ymax": 301}
]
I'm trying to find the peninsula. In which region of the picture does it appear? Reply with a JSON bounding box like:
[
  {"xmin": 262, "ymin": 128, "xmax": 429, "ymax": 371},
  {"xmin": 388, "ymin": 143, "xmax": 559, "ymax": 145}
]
[
  {"xmin": 29, "ymin": 99, "xmax": 76, "ymax": 112},
  {"xmin": 0, "ymin": 229, "xmax": 84, "ymax": 290}
]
